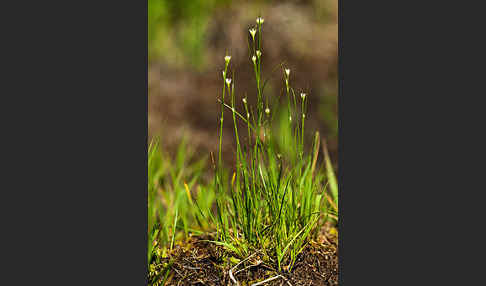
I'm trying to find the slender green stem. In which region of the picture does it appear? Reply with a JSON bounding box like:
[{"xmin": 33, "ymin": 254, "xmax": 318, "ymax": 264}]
[{"xmin": 219, "ymin": 64, "xmax": 229, "ymax": 170}]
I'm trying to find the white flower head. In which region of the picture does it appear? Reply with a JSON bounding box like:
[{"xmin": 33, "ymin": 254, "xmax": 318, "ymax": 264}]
[
  {"xmin": 285, "ymin": 69, "xmax": 290, "ymax": 77},
  {"xmin": 256, "ymin": 50, "xmax": 262, "ymax": 58},
  {"xmin": 301, "ymin": 93, "xmax": 306, "ymax": 100},
  {"xmin": 242, "ymin": 98, "xmax": 247, "ymax": 104},
  {"xmin": 222, "ymin": 70, "xmax": 226, "ymax": 78},
  {"xmin": 302, "ymin": 113, "xmax": 306, "ymax": 119},
  {"xmin": 226, "ymin": 78, "xmax": 232, "ymax": 86},
  {"xmin": 247, "ymin": 112, "xmax": 250, "ymax": 118},
  {"xmin": 256, "ymin": 17, "xmax": 264, "ymax": 25},
  {"xmin": 225, "ymin": 55, "xmax": 231, "ymax": 63},
  {"xmin": 252, "ymin": 55, "xmax": 257, "ymax": 63},
  {"xmin": 265, "ymin": 108, "xmax": 270, "ymax": 115},
  {"xmin": 249, "ymin": 28, "xmax": 257, "ymax": 39}
]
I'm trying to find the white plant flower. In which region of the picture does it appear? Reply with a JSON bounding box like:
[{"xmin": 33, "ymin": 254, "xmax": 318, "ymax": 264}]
[
  {"xmin": 256, "ymin": 17, "xmax": 264, "ymax": 24},
  {"xmin": 285, "ymin": 69, "xmax": 290, "ymax": 77},
  {"xmin": 242, "ymin": 98, "xmax": 247, "ymax": 104},
  {"xmin": 252, "ymin": 55, "xmax": 257, "ymax": 64},
  {"xmin": 265, "ymin": 108, "xmax": 270, "ymax": 115},
  {"xmin": 226, "ymin": 78, "xmax": 232, "ymax": 86},
  {"xmin": 301, "ymin": 93, "xmax": 306, "ymax": 100},
  {"xmin": 249, "ymin": 28, "xmax": 257, "ymax": 39},
  {"xmin": 225, "ymin": 55, "xmax": 231, "ymax": 63},
  {"xmin": 247, "ymin": 112, "xmax": 250, "ymax": 118},
  {"xmin": 222, "ymin": 70, "xmax": 226, "ymax": 78},
  {"xmin": 302, "ymin": 113, "xmax": 306, "ymax": 119},
  {"xmin": 256, "ymin": 50, "xmax": 262, "ymax": 58}
]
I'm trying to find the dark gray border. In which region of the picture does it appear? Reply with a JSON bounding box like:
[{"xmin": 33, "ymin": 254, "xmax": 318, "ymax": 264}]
[{"xmin": 1, "ymin": 1, "xmax": 148, "ymax": 284}]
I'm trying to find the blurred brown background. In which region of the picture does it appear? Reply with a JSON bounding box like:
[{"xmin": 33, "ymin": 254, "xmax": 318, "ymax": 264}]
[{"xmin": 148, "ymin": 0, "xmax": 338, "ymax": 166}]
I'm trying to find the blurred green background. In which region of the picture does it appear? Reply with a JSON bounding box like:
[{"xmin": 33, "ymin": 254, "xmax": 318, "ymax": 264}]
[{"xmin": 148, "ymin": 0, "xmax": 338, "ymax": 166}]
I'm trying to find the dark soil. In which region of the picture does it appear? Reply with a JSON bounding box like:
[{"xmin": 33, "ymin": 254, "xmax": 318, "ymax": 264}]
[{"xmin": 150, "ymin": 229, "xmax": 338, "ymax": 285}]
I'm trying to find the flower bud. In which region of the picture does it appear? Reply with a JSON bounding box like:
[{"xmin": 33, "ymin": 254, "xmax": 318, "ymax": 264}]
[{"xmin": 249, "ymin": 28, "xmax": 257, "ymax": 39}]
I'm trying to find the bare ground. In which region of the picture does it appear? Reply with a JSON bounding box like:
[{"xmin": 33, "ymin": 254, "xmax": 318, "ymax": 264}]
[{"xmin": 150, "ymin": 226, "xmax": 338, "ymax": 286}]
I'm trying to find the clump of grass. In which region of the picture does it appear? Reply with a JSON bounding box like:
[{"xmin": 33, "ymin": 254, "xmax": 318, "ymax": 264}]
[
  {"xmin": 212, "ymin": 16, "xmax": 338, "ymax": 271},
  {"xmin": 147, "ymin": 15, "xmax": 339, "ymax": 283}
]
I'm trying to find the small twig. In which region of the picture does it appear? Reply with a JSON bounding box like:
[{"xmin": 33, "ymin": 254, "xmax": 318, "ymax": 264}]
[
  {"xmin": 234, "ymin": 259, "xmax": 262, "ymax": 275},
  {"xmin": 183, "ymin": 265, "xmax": 201, "ymax": 270},
  {"xmin": 260, "ymin": 263, "xmax": 276, "ymax": 272},
  {"xmin": 251, "ymin": 275, "xmax": 283, "ymax": 286},
  {"xmin": 279, "ymin": 275, "xmax": 293, "ymax": 286},
  {"xmin": 228, "ymin": 266, "xmax": 239, "ymax": 285},
  {"xmin": 229, "ymin": 251, "xmax": 259, "ymax": 286}
]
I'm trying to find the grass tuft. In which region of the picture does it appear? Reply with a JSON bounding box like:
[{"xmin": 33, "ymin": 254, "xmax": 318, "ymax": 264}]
[{"xmin": 212, "ymin": 16, "xmax": 338, "ymax": 271}]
